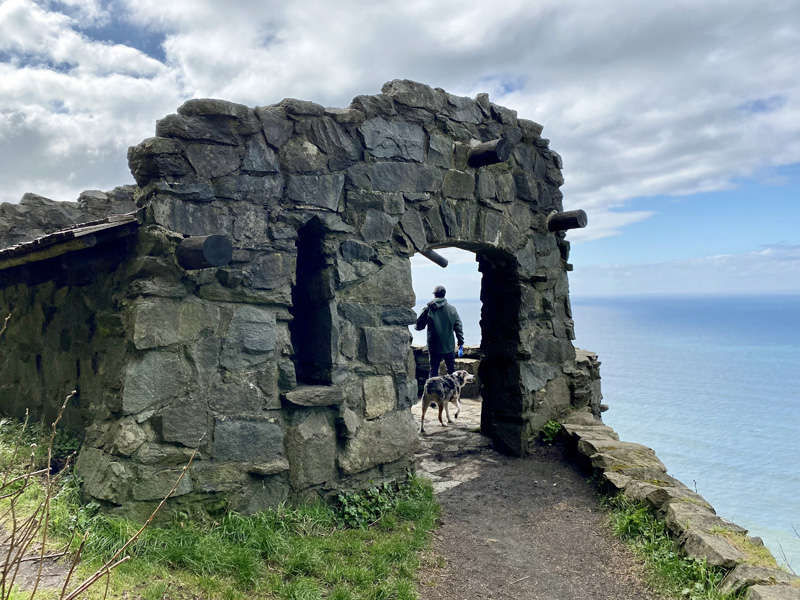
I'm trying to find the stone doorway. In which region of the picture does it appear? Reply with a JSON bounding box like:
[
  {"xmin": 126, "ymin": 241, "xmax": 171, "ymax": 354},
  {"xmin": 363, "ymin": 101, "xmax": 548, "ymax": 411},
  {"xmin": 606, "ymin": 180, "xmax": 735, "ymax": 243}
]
[{"xmin": 411, "ymin": 244, "xmax": 531, "ymax": 455}]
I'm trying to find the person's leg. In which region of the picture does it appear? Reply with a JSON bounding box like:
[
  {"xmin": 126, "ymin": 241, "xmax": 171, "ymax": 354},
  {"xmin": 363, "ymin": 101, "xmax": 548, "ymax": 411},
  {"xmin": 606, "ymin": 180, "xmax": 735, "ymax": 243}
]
[
  {"xmin": 429, "ymin": 352, "xmax": 443, "ymax": 379},
  {"xmin": 443, "ymin": 351, "xmax": 456, "ymax": 375}
]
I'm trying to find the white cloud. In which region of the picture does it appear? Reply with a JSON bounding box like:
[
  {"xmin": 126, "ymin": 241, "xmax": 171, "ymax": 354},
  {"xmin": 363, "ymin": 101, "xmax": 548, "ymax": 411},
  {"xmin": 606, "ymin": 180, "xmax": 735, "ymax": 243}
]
[
  {"xmin": 569, "ymin": 244, "xmax": 800, "ymax": 297},
  {"xmin": 0, "ymin": 0, "xmax": 798, "ymax": 240}
]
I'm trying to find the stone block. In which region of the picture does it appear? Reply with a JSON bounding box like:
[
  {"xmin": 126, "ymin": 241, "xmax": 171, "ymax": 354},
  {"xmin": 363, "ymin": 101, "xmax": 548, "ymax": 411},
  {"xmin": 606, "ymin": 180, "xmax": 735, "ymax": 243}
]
[
  {"xmin": 443, "ymin": 93, "xmax": 483, "ymax": 124},
  {"xmin": 340, "ymin": 240, "xmax": 376, "ymax": 262},
  {"xmin": 358, "ymin": 209, "xmax": 395, "ymax": 243},
  {"xmin": 285, "ymin": 411, "xmax": 337, "ymax": 489},
  {"xmin": 150, "ymin": 196, "xmax": 233, "ymax": 237},
  {"xmin": 156, "ymin": 113, "xmax": 238, "ymax": 145},
  {"xmin": 664, "ymin": 501, "xmax": 747, "ymax": 538},
  {"xmin": 132, "ymin": 298, "xmax": 220, "ymax": 350},
  {"xmin": 363, "ymin": 376, "xmax": 395, "ymax": 419},
  {"xmin": 381, "ymin": 308, "xmax": 417, "ymax": 326},
  {"xmin": 338, "ymin": 260, "xmax": 415, "ymax": 306},
  {"xmin": 213, "ymin": 174, "xmax": 284, "ymax": 202},
  {"xmin": 720, "ymin": 564, "xmax": 800, "ymax": 596},
  {"xmin": 161, "ymin": 399, "xmax": 209, "ymax": 447},
  {"xmin": 381, "ymin": 80, "xmax": 445, "ymax": 112},
  {"xmin": 590, "ymin": 446, "xmax": 667, "ymax": 474},
  {"xmin": 428, "ymin": 134, "xmax": 453, "ymax": 168},
  {"xmin": 241, "ymin": 135, "xmax": 280, "ymax": 172},
  {"xmin": 287, "ymin": 174, "xmax": 345, "ymax": 210},
  {"xmin": 220, "ymin": 305, "xmax": 277, "ymax": 369},
  {"xmin": 278, "ymin": 98, "xmax": 325, "ymax": 116},
  {"xmin": 442, "ymin": 170, "xmax": 475, "ymax": 199},
  {"xmin": 213, "ymin": 416, "xmax": 284, "ymax": 462},
  {"xmin": 178, "ymin": 98, "xmax": 251, "ymax": 119},
  {"xmin": 131, "ymin": 466, "xmax": 193, "ymax": 501},
  {"xmin": 338, "ymin": 409, "xmax": 418, "ymax": 474},
  {"xmin": 185, "ymin": 143, "xmax": 241, "ymax": 178},
  {"xmin": 364, "ymin": 327, "xmax": 410, "ymax": 365},
  {"xmin": 359, "ymin": 117, "xmax": 425, "ymax": 161},
  {"xmin": 76, "ymin": 448, "xmax": 132, "ymax": 504},
  {"xmin": 103, "ymin": 417, "xmax": 146, "ymax": 457},
  {"xmin": 681, "ymin": 530, "xmax": 745, "ymax": 568},
  {"xmin": 248, "ymin": 253, "xmax": 293, "ymax": 290},
  {"xmin": 746, "ymin": 585, "xmax": 800, "ymax": 600},
  {"xmin": 255, "ymin": 107, "xmax": 293, "ymax": 148},
  {"xmin": 307, "ymin": 116, "xmax": 361, "ymax": 160},
  {"xmin": 347, "ymin": 162, "xmax": 443, "ymax": 193},
  {"xmin": 122, "ymin": 352, "xmax": 192, "ymax": 415},
  {"xmin": 284, "ymin": 385, "xmax": 345, "ymax": 407},
  {"xmin": 279, "ymin": 138, "xmax": 328, "ymax": 172}
]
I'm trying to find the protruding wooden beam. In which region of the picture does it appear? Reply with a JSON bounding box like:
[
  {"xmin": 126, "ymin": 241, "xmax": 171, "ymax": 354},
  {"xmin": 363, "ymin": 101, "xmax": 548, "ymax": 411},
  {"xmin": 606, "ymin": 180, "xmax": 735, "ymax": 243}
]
[
  {"xmin": 468, "ymin": 138, "xmax": 512, "ymax": 168},
  {"xmin": 176, "ymin": 235, "xmax": 233, "ymax": 270},
  {"xmin": 547, "ymin": 210, "xmax": 588, "ymax": 232},
  {"xmin": 420, "ymin": 249, "xmax": 448, "ymax": 268}
]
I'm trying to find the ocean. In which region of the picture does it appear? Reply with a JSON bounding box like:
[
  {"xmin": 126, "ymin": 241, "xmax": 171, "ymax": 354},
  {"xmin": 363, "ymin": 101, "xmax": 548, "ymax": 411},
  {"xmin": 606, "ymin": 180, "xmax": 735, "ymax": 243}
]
[{"xmin": 411, "ymin": 294, "xmax": 800, "ymax": 569}]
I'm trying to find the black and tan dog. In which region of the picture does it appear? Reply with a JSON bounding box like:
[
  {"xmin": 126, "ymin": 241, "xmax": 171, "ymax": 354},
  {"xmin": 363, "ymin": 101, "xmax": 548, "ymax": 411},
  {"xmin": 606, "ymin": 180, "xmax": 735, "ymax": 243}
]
[{"xmin": 420, "ymin": 370, "xmax": 475, "ymax": 433}]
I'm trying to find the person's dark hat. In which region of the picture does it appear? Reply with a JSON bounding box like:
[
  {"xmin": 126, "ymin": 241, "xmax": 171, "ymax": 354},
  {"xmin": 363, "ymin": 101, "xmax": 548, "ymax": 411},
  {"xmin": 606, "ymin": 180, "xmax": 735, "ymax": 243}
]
[{"xmin": 433, "ymin": 285, "xmax": 446, "ymax": 297}]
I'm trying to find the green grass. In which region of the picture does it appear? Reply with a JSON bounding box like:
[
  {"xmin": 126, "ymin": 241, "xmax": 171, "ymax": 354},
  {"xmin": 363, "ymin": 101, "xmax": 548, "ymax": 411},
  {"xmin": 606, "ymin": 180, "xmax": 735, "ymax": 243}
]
[
  {"xmin": 604, "ymin": 495, "xmax": 740, "ymax": 600},
  {"xmin": 1, "ymin": 419, "xmax": 440, "ymax": 600}
]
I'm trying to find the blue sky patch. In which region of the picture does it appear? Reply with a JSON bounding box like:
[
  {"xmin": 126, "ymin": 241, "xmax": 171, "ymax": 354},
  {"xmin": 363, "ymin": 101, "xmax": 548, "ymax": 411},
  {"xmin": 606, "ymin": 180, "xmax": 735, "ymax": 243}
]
[{"xmin": 738, "ymin": 95, "xmax": 786, "ymax": 114}]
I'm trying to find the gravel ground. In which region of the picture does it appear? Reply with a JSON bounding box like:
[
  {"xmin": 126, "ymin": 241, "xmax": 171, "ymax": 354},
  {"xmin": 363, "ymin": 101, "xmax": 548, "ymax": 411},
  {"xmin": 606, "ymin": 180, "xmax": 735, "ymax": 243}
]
[{"xmin": 413, "ymin": 398, "xmax": 661, "ymax": 600}]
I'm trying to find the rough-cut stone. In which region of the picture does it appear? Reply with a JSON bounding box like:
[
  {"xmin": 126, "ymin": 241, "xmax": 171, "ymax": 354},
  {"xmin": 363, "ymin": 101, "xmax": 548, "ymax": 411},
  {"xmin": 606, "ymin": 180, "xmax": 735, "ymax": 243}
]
[
  {"xmin": 76, "ymin": 448, "xmax": 132, "ymax": 504},
  {"xmin": 428, "ymin": 134, "xmax": 453, "ymax": 168},
  {"xmin": 284, "ymin": 385, "xmax": 345, "ymax": 407},
  {"xmin": 381, "ymin": 80, "xmax": 445, "ymax": 112},
  {"xmin": 122, "ymin": 352, "xmax": 192, "ymax": 415},
  {"xmin": 360, "ymin": 117, "xmax": 425, "ymax": 161},
  {"xmin": 285, "ymin": 411, "xmax": 336, "ymax": 489},
  {"xmin": 220, "ymin": 305, "xmax": 277, "ymax": 369},
  {"xmin": 242, "ymin": 135, "xmax": 280, "ymax": 172},
  {"xmin": 720, "ymin": 565, "xmax": 800, "ymax": 596},
  {"xmin": 399, "ymin": 208, "xmax": 427, "ymax": 250},
  {"xmin": 442, "ymin": 170, "xmax": 475, "ymax": 199},
  {"xmin": 185, "ymin": 143, "xmax": 241, "ymax": 178},
  {"xmin": 213, "ymin": 416, "xmax": 284, "ymax": 462},
  {"xmin": 682, "ymin": 530, "xmax": 745, "ymax": 567},
  {"xmin": 363, "ymin": 376, "xmax": 395, "ymax": 419},
  {"xmin": 745, "ymin": 585, "xmax": 800, "ymax": 600},
  {"xmin": 255, "ymin": 107, "xmax": 293, "ymax": 148},
  {"xmin": 338, "ymin": 260, "xmax": 415, "ymax": 306},
  {"xmin": 361, "ymin": 210, "xmax": 397, "ymax": 243},
  {"xmin": 104, "ymin": 417, "xmax": 146, "ymax": 457},
  {"xmin": 161, "ymin": 399, "xmax": 209, "ymax": 447},
  {"xmin": 287, "ymin": 174, "xmax": 345, "ymax": 210},
  {"xmin": 664, "ymin": 501, "xmax": 747, "ymax": 538},
  {"xmin": 364, "ymin": 327, "xmax": 410, "ymax": 364},
  {"xmin": 178, "ymin": 98, "xmax": 251, "ymax": 119},
  {"xmin": 132, "ymin": 466, "xmax": 193, "ymax": 501},
  {"xmin": 132, "ymin": 298, "xmax": 219, "ymax": 349},
  {"xmin": 156, "ymin": 114, "xmax": 238, "ymax": 145},
  {"xmin": 347, "ymin": 162, "xmax": 443, "ymax": 193},
  {"xmin": 339, "ymin": 409, "xmax": 418, "ymax": 474}
]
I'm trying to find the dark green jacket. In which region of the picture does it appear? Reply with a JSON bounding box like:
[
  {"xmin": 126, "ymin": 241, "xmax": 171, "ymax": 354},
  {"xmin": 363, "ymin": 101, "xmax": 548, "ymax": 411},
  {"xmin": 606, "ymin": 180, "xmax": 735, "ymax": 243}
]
[{"xmin": 415, "ymin": 298, "xmax": 464, "ymax": 354}]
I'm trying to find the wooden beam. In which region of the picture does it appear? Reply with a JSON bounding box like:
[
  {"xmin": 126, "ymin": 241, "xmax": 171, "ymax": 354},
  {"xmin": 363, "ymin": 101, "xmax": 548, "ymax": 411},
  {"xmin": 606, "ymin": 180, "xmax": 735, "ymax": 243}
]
[
  {"xmin": 176, "ymin": 235, "xmax": 233, "ymax": 270},
  {"xmin": 419, "ymin": 249, "xmax": 448, "ymax": 268},
  {"xmin": 547, "ymin": 210, "xmax": 588, "ymax": 232},
  {"xmin": 468, "ymin": 138, "xmax": 512, "ymax": 168}
]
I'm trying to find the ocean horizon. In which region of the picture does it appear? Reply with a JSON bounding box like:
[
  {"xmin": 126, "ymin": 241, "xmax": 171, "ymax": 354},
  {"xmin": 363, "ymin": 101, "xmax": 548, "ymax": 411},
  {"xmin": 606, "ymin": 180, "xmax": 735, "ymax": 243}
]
[{"xmin": 411, "ymin": 292, "xmax": 800, "ymax": 569}]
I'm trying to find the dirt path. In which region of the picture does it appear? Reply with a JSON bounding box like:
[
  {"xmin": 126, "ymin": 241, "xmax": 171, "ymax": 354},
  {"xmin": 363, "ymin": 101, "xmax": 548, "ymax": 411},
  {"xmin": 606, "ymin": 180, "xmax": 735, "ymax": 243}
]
[{"xmin": 412, "ymin": 398, "xmax": 659, "ymax": 600}]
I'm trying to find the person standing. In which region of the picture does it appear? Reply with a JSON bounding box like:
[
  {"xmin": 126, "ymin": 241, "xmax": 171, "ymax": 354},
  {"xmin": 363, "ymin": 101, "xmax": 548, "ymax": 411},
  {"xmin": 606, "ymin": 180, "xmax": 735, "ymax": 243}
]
[{"xmin": 415, "ymin": 285, "xmax": 465, "ymax": 379}]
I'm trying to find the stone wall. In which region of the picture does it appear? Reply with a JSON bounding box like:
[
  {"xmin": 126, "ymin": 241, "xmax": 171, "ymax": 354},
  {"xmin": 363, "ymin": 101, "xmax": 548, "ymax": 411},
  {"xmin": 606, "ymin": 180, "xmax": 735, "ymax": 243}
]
[
  {"xmin": 1, "ymin": 79, "xmax": 587, "ymax": 517},
  {"xmin": 0, "ymin": 187, "xmax": 137, "ymax": 249}
]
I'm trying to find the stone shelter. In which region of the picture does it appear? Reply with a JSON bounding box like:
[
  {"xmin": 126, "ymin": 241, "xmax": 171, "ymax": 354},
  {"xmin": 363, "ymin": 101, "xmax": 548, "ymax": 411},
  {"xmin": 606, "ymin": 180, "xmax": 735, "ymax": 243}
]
[{"xmin": 0, "ymin": 80, "xmax": 598, "ymax": 517}]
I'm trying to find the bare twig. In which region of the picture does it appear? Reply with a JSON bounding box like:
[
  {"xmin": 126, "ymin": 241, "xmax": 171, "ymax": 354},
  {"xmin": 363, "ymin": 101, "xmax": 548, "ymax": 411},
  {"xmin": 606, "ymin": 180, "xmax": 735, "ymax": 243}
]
[
  {"xmin": 29, "ymin": 390, "xmax": 74, "ymax": 600},
  {"xmin": 507, "ymin": 575, "xmax": 531, "ymax": 586},
  {"xmin": 59, "ymin": 533, "xmax": 88, "ymax": 600},
  {"xmin": 0, "ymin": 311, "xmax": 10, "ymax": 337},
  {"xmin": 62, "ymin": 436, "xmax": 203, "ymax": 600}
]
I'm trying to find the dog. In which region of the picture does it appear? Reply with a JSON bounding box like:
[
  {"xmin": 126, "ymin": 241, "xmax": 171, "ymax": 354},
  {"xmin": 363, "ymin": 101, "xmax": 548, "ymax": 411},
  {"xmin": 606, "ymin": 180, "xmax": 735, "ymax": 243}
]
[{"xmin": 420, "ymin": 370, "xmax": 475, "ymax": 433}]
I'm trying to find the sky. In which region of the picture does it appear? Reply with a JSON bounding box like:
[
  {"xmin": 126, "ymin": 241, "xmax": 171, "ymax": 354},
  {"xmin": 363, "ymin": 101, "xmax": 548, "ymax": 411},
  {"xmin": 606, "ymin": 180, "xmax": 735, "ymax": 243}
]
[{"xmin": 1, "ymin": 0, "xmax": 799, "ymax": 297}]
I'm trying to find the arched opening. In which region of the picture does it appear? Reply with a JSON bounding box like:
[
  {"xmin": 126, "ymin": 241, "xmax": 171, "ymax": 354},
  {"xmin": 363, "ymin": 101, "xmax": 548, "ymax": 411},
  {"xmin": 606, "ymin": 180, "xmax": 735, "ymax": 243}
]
[
  {"xmin": 290, "ymin": 217, "xmax": 337, "ymax": 385},
  {"xmin": 410, "ymin": 244, "xmax": 525, "ymax": 454}
]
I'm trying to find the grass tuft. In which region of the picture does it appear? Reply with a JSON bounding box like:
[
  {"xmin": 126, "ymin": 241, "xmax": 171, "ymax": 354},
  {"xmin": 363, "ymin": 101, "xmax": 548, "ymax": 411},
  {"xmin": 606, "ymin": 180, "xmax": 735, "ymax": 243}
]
[{"xmin": 604, "ymin": 494, "xmax": 738, "ymax": 600}]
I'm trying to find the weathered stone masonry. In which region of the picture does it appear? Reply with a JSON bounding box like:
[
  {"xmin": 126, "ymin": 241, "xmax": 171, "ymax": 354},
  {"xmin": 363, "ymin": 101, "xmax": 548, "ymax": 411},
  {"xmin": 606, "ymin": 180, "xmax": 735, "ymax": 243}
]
[{"xmin": 0, "ymin": 80, "xmax": 600, "ymax": 518}]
